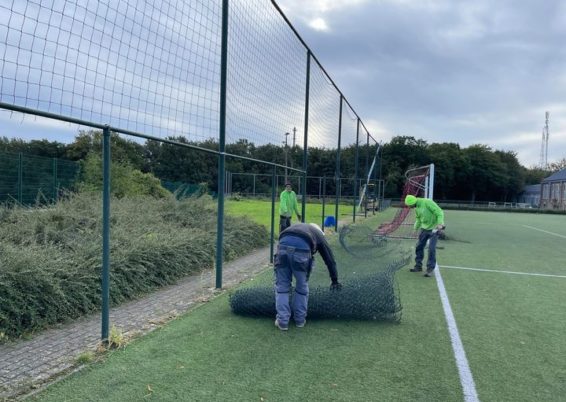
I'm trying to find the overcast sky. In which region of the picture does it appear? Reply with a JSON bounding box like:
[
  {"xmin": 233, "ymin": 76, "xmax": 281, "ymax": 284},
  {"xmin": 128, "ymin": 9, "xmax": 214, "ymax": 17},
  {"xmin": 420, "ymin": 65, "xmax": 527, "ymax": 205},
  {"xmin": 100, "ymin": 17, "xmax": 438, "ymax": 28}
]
[
  {"xmin": 1, "ymin": 0, "xmax": 565, "ymax": 168},
  {"xmin": 276, "ymin": 0, "xmax": 566, "ymax": 167}
]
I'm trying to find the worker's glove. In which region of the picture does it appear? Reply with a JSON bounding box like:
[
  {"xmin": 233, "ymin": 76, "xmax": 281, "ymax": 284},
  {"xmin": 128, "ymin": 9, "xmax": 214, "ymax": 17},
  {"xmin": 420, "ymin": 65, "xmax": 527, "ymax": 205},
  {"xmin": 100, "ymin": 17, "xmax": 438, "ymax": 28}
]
[
  {"xmin": 432, "ymin": 224, "xmax": 445, "ymax": 234},
  {"xmin": 330, "ymin": 281, "xmax": 342, "ymax": 291},
  {"xmin": 297, "ymin": 214, "xmax": 302, "ymax": 221}
]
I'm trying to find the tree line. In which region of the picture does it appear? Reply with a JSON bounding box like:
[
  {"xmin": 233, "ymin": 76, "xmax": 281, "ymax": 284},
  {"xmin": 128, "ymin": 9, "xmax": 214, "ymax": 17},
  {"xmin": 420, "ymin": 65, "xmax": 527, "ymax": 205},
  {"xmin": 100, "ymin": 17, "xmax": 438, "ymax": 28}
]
[{"xmin": 1, "ymin": 132, "xmax": 564, "ymax": 202}]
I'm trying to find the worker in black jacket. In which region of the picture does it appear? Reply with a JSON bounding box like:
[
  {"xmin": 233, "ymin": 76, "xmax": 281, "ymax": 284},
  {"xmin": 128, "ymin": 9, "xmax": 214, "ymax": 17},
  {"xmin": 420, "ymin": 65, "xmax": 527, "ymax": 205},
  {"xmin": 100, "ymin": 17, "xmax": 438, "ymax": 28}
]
[{"xmin": 274, "ymin": 223, "xmax": 342, "ymax": 331}]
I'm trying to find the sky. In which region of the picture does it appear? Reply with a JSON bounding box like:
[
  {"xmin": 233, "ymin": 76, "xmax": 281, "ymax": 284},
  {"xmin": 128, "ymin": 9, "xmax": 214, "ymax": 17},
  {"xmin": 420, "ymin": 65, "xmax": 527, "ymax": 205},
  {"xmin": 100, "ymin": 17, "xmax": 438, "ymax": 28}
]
[
  {"xmin": 1, "ymin": 0, "xmax": 565, "ymax": 168},
  {"xmin": 275, "ymin": 0, "xmax": 566, "ymax": 167}
]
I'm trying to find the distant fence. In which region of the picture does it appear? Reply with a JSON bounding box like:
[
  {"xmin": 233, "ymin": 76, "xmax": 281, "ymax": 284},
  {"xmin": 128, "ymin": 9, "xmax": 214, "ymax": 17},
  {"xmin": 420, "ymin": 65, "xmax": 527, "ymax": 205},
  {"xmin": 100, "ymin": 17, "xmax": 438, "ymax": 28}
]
[{"xmin": 0, "ymin": 151, "xmax": 79, "ymax": 205}]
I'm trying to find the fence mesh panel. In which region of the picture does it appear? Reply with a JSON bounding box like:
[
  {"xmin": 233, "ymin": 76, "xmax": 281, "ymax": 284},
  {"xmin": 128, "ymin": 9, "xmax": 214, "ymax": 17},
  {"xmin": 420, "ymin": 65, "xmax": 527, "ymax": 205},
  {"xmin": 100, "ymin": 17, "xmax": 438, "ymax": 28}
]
[
  {"xmin": 1, "ymin": 0, "xmax": 222, "ymax": 142},
  {"xmin": 227, "ymin": 0, "xmax": 306, "ymax": 156},
  {"xmin": 0, "ymin": 151, "xmax": 79, "ymax": 204}
]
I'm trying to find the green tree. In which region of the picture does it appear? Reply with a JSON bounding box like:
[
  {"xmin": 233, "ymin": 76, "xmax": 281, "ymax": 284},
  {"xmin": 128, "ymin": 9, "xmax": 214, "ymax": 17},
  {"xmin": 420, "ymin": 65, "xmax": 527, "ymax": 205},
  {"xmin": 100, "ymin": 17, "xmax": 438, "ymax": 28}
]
[
  {"xmin": 0, "ymin": 137, "xmax": 67, "ymax": 157},
  {"xmin": 548, "ymin": 158, "xmax": 566, "ymax": 173},
  {"xmin": 463, "ymin": 145, "xmax": 507, "ymax": 202},
  {"xmin": 495, "ymin": 150, "xmax": 525, "ymax": 202},
  {"xmin": 65, "ymin": 130, "xmax": 145, "ymax": 169},
  {"xmin": 524, "ymin": 167, "xmax": 549, "ymax": 184},
  {"xmin": 79, "ymin": 154, "xmax": 169, "ymax": 198},
  {"xmin": 427, "ymin": 143, "xmax": 470, "ymax": 200}
]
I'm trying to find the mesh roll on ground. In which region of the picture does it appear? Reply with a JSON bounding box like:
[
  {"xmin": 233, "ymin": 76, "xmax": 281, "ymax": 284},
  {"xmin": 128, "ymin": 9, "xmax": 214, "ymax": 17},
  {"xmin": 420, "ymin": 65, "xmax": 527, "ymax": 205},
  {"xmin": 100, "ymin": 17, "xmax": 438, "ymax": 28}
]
[{"xmin": 230, "ymin": 226, "xmax": 412, "ymax": 322}]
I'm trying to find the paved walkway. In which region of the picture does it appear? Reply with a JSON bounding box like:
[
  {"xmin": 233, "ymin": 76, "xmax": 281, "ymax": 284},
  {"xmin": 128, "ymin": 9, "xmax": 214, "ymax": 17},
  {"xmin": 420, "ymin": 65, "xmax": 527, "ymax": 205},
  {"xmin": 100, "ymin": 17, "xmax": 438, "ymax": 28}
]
[{"xmin": 0, "ymin": 247, "xmax": 272, "ymax": 401}]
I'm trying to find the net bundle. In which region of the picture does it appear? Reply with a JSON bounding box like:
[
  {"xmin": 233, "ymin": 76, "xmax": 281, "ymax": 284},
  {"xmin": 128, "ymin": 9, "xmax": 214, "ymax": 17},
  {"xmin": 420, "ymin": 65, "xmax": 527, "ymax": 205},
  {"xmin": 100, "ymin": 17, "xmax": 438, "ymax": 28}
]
[{"xmin": 229, "ymin": 233, "xmax": 411, "ymax": 323}]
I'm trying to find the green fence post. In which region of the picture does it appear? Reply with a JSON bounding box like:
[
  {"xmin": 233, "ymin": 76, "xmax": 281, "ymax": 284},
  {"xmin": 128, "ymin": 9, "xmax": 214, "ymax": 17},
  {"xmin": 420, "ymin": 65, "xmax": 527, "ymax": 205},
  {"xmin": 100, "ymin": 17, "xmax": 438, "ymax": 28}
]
[
  {"xmin": 270, "ymin": 166, "xmax": 276, "ymax": 263},
  {"xmin": 353, "ymin": 118, "xmax": 360, "ymax": 222},
  {"xmin": 321, "ymin": 176, "xmax": 326, "ymax": 229},
  {"xmin": 301, "ymin": 50, "xmax": 311, "ymax": 221},
  {"xmin": 364, "ymin": 133, "xmax": 369, "ymax": 218},
  {"xmin": 17, "ymin": 152, "xmax": 23, "ymax": 204},
  {"xmin": 215, "ymin": 0, "xmax": 229, "ymax": 289},
  {"xmin": 101, "ymin": 126, "xmax": 111, "ymax": 342},
  {"xmin": 373, "ymin": 143, "xmax": 378, "ymax": 214},
  {"xmin": 378, "ymin": 145, "xmax": 383, "ymax": 210},
  {"xmin": 52, "ymin": 158, "xmax": 58, "ymax": 202},
  {"xmin": 334, "ymin": 95, "xmax": 343, "ymax": 232}
]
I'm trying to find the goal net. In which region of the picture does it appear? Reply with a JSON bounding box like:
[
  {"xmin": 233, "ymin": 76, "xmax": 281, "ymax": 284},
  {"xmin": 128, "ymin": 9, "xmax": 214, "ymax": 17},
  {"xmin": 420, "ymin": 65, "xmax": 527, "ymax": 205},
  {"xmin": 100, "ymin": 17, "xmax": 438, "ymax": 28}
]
[{"xmin": 376, "ymin": 164, "xmax": 434, "ymax": 239}]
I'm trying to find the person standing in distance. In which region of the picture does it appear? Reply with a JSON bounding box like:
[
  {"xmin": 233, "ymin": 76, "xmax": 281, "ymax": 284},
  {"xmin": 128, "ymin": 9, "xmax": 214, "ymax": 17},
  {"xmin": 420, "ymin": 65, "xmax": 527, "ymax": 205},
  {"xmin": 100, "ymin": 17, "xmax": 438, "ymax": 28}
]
[
  {"xmin": 279, "ymin": 181, "xmax": 301, "ymax": 233},
  {"xmin": 274, "ymin": 223, "xmax": 342, "ymax": 330},
  {"xmin": 405, "ymin": 195, "xmax": 445, "ymax": 277}
]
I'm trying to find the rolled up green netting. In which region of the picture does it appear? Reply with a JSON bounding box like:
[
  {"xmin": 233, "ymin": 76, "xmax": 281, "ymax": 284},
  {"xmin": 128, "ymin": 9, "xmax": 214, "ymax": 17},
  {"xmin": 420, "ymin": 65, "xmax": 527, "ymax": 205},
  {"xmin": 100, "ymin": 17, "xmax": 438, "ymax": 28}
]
[{"xmin": 230, "ymin": 225, "xmax": 412, "ymax": 322}]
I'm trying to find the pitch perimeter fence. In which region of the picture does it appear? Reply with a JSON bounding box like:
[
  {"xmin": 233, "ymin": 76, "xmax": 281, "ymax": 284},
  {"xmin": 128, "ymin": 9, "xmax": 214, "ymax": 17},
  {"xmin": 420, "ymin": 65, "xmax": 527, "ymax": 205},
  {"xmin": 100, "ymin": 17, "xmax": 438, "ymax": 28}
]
[
  {"xmin": 0, "ymin": 0, "xmax": 380, "ymax": 342},
  {"xmin": 0, "ymin": 150, "xmax": 79, "ymax": 204}
]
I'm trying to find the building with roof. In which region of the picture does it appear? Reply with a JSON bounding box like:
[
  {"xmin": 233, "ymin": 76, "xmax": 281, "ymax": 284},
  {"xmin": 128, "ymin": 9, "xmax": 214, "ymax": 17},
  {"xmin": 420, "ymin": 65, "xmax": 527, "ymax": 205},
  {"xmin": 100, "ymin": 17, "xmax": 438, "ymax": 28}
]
[
  {"xmin": 517, "ymin": 184, "xmax": 541, "ymax": 207},
  {"xmin": 540, "ymin": 169, "xmax": 566, "ymax": 210}
]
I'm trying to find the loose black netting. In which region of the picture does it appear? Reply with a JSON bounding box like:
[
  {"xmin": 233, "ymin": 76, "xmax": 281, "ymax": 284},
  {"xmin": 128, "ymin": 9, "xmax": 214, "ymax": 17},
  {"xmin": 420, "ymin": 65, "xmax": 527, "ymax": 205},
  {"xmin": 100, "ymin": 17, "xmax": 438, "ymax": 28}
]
[{"xmin": 230, "ymin": 230, "xmax": 411, "ymax": 323}]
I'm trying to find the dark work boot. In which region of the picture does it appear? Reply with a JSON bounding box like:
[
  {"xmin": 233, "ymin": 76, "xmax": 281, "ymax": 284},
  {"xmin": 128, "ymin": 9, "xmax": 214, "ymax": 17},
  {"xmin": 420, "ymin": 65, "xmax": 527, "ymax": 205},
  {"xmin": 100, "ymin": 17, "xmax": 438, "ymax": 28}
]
[{"xmin": 409, "ymin": 267, "xmax": 423, "ymax": 272}]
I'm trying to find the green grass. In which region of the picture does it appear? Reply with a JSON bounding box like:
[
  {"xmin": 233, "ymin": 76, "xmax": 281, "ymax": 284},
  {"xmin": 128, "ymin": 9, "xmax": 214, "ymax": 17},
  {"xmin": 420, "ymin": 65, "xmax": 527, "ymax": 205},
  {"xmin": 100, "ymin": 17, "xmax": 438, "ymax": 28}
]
[
  {"xmin": 435, "ymin": 210, "xmax": 566, "ymax": 401},
  {"xmin": 34, "ymin": 282, "xmax": 462, "ymax": 401},
  {"xmin": 33, "ymin": 209, "xmax": 566, "ymax": 401},
  {"xmin": 226, "ymin": 198, "xmax": 366, "ymax": 234}
]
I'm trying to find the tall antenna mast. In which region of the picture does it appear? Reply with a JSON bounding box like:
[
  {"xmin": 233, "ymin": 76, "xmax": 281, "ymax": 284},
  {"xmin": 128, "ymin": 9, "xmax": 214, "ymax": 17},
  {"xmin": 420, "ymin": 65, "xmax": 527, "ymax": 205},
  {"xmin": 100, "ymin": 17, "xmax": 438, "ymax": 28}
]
[{"xmin": 539, "ymin": 111, "xmax": 550, "ymax": 169}]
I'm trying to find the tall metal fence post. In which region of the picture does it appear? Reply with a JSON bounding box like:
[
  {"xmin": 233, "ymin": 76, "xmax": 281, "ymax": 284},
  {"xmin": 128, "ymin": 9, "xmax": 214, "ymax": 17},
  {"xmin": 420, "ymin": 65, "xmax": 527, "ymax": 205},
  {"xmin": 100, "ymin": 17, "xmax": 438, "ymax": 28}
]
[
  {"xmin": 52, "ymin": 158, "xmax": 58, "ymax": 202},
  {"xmin": 270, "ymin": 166, "xmax": 276, "ymax": 263},
  {"xmin": 301, "ymin": 50, "xmax": 311, "ymax": 221},
  {"xmin": 353, "ymin": 118, "xmax": 360, "ymax": 222},
  {"xmin": 215, "ymin": 0, "xmax": 229, "ymax": 289},
  {"xmin": 17, "ymin": 152, "xmax": 23, "ymax": 204},
  {"xmin": 379, "ymin": 146, "xmax": 384, "ymax": 210},
  {"xmin": 364, "ymin": 133, "xmax": 369, "ymax": 218},
  {"xmin": 334, "ymin": 95, "xmax": 343, "ymax": 232},
  {"xmin": 321, "ymin": 176, "xmax": 326, "ymax": 229},
  {"xmin": 101, "ymin": 126, "xmax": 111, "ymax": 342},
  {"xmin": 373, "ymin": 144, "xmax": 378, "ymax": 214}
]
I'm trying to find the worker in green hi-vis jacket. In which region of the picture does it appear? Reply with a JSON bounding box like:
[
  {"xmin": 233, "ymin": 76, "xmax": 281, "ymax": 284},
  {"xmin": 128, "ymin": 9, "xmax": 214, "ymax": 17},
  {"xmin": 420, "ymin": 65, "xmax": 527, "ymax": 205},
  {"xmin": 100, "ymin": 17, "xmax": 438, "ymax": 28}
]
[
  {"xmin": 404, "ymin": 194, "xmax": 445, "ymax": 277},
  {"xmin": 279, "ymin": 181, "xmax": 301, "ymax": 233}
]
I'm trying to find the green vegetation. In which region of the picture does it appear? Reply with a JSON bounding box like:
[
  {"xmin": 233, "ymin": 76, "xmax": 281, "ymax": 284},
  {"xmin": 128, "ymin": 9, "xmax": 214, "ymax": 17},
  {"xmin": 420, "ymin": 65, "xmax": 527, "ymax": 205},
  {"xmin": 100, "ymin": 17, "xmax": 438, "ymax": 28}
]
[
  {"xmin": 75, "ymin": 352, "xmax": 95, "ymax": 365},
  {"xmin": 32, "ymin": 210, "xmax": 566, "ymax": 401},
  {"xmin": 4, "ymin": 132, "xmax": 565, "ymax": 204},
  {"xmin": 78, "ymin": 154, "xmax": 170, "ymax": 199},
  {"xmin": 0, "ymin": 194, "xmax": 268, "ymax": 340}
]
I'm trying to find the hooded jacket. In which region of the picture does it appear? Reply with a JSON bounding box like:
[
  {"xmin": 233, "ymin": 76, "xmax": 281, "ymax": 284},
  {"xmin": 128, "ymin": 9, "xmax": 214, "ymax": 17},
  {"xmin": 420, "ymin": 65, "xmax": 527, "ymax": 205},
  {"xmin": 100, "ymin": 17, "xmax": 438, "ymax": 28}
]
[
  {"xmin": 413, "ymin": 198, "xmax": 444, "ymax": 230},
  {"xmin": 279, "ymin": 190, "xmax": 300, "ymax": 217}
]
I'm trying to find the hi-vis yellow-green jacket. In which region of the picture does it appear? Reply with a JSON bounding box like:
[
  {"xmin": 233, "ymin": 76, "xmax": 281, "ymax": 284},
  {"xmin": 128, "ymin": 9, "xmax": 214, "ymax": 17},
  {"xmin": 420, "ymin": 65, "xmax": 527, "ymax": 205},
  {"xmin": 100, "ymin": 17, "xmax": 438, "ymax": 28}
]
[
  {"xmin": 279, "ymin": 190, "xmax": 300, "ymax": 217},
  {"xmin": 413, "ymin": 198, "xmax": 444, "ymax": 230}
]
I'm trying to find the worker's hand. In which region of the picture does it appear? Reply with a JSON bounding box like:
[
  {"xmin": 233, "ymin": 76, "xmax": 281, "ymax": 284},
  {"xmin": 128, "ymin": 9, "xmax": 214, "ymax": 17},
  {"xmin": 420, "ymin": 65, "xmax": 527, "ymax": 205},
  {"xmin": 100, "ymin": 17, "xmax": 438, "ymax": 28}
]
[
  {"xmin": 297, "ymin": 214, "xmax": 302, "ymax": 221},
  {"xmin": 330, "ymin": 281, "xmax": 342, "ymax": 291},
  {"xmin": 436, "ymin": 224, "xmax": 446, "ymax": 231}
]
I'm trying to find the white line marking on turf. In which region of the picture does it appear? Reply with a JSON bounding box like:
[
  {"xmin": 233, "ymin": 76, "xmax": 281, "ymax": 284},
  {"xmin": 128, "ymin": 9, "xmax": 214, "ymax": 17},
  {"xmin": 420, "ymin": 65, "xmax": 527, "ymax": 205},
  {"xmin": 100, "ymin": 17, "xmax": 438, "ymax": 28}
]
[
  {"xmin": 522, "ymin": 225, "xmax": 566, "ymax": 239},
  {"xmin": 440, "ymin": 265, "xmax": 566, "ymax": 278},
  {"xmin": 434, "ymin": 265, "xmax": 480, "ymax": 402}
]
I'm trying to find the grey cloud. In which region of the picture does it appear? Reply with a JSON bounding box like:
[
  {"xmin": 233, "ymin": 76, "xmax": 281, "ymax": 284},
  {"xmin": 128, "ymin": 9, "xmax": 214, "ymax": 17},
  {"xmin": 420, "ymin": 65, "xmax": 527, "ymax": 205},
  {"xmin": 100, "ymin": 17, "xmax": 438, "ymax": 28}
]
[{"xmin": 279, "ymin": 0, "xmax": 566, "ymax": 165}]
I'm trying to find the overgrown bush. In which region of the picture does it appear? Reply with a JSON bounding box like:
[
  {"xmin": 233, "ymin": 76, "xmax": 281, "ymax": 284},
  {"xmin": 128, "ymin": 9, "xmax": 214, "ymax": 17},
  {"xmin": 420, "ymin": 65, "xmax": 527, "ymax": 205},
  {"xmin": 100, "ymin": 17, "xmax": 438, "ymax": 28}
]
[
  {"xmin": 0, "ymin": 193, "xmax": 268, "ymax": 340},
  {"xmin": 79, "ymin": 154, "xmax": 170, "ymax": 198}
]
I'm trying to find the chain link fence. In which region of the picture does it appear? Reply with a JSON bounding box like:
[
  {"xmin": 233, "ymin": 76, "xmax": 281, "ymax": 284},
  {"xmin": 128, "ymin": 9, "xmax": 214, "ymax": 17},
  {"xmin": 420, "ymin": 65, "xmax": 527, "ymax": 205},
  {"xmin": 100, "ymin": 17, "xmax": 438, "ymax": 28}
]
[{"xmin": 0, "ymin": 151, "xmax": 79, "ymax": 204}]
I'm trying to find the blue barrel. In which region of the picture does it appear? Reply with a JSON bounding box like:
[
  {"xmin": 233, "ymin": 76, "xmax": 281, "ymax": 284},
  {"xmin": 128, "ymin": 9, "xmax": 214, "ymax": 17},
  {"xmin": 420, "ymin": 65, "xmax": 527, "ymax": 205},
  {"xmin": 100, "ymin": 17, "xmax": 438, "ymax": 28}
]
[{"xmin": 323, "ymin": 216, "xmax": 336, "ymax": 228}]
